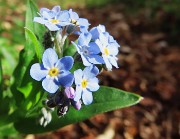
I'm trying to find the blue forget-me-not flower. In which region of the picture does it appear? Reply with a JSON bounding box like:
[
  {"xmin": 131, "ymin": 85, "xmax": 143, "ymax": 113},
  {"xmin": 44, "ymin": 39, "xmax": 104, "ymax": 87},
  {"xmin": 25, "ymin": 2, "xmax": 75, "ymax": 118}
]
[
  {"xmin": 90, "ymin": 24, "xmax": 120, "ymax": 48},
  {"xmin": 74, "ymin": 65, "xmax": 99, "ymax": 105},
  {"xmin": 30, "ymin": 48, "xmax": 74, "ymax": 93},
  {"xmin": 34, "ymin": 6, "xmax": 71, "ymax": 31},
  {"xmin": 67, "ymin": 9, "xmax": 90, "ymax": 34},
  {"xmin": 72, "ymin": 32, "xmax": 104, "ymax": 66},
  {"xmin": 95, "ymin": 33, "xmax": 119, "ymax": 70}
]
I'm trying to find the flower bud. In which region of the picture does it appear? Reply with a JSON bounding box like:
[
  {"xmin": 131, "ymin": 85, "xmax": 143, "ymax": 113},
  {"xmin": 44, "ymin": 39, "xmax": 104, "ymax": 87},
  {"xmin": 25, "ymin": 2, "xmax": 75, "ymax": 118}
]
[
  {"xmin": 46, "ymin": 112, "xmax": 52, "ymax": 124},
  {"xmin": 46, "ymin": 93, "xmax": 63, "ymax": 108},
  {"xmin": 40, "ymin": 107, "xmax": 53, "ymax": 127},
  {"xmin": 71, "ymin": 100, "xmax": 81, "ymax": 110},
  {"xmin": 57, "ymin": 105, "xmax": 69, "ymax": 117},
  {"xmin": 42, "ymin": 31, "xmax": 54, "ymax": 49},
  {"xmin": 66, "ymin": 25, "xmax": 77, "ymax": 34},
  {"xmin": 39, "ymin": 117, "xmax": 44, "ymax": 126},
  {"xmin": 41, "ymin": 107, "xmax": 48, "ymax": 118},
  {"xmin": 46, "ymin": 99, "xmax": 57, "ymax": 108},
  {"xmin": 63, "ymin": 87, "xmax": 75, "ymax": 99}
]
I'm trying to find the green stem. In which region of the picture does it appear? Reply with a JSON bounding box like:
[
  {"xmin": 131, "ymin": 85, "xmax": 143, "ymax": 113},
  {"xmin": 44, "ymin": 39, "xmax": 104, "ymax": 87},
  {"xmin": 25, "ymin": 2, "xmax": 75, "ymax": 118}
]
[
  {"xmin": 73, "ymin": 52, "xmax": 82, "ymax": 63},
  {"xmin": 54, "ymin": 31, "xmax": 62, "ymax": 57},
  {"xmin": 54, "ymin": 31, "xmax": 68, "ymax": 58}
]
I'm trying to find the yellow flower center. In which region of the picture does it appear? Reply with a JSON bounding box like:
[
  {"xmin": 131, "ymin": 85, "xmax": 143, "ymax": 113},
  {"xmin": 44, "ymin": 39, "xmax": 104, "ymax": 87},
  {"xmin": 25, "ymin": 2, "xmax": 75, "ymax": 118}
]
[
  {"xmin": 50, "ymin": 19, "xmax": 59, "ymax": 24},
  {"xmin": 71, "ymin": 19, "xmax": 79, "ymax": 26},
  {"xmin": 104, "ymin": 48, "xmax": 109, "ymax": 56},
  {"xmin": 81, "ymin": 79, "xmax": 88, "ymax": 88},
  {"xmin": 48, "ymin": 67, "xmax": 59, "ymax": 77}
]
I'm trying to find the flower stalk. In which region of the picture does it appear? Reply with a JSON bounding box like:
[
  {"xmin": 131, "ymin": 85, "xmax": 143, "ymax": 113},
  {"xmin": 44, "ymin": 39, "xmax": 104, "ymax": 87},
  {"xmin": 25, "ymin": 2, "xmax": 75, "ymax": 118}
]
[{"xmin": 54, "ymin": 30, "xmax": 68, "ymax": 58}]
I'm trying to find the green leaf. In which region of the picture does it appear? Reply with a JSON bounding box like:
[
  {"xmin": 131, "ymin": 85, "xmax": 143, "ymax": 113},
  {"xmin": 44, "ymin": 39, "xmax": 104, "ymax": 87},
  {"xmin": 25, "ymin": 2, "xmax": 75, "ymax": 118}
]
[
  {"xmin": 25, "ymin": 0, "xmax": 45, "ymax": 42},
  {"xmin": 63, "ymin": 42, "xmax": 77, "ymax": 56},
  {"xmin": 11, "ymin": 0, "xmax": 45, "ymax": 107},
  {"xmin": 70, "ymin": 62, "xmax": 84, "ymax": 73},
  {"xmin": 0, "ymin": 107, "xmax": 18, "ymax": 136},
  {"xmin": 0, "ymin": 123, "xmax": 18, "ymax": 136},
  {"xmin": 10, "ymin": 40, "xmax": 36, "ymax": 107},
  {"xmin": 17, "ymin": 72, "xmax": 45, "ymax": 111},
  {"xmin": 1, "ymin": 46, "xmax": 17, "ymax": 74},
  {"xmin": 14, "ymin": 86, "xmax": 142, "ymax": 134},
  {"xmin": 24, "ymin": 27, "xmax": 44, "ymax": 62},
  {"xmin": 64, "ymin": 37, "xmax": 69, "ymax": 50},
  {"xmin": 0, "ymin": 97, "xmax": 11, "ymax": 115}
]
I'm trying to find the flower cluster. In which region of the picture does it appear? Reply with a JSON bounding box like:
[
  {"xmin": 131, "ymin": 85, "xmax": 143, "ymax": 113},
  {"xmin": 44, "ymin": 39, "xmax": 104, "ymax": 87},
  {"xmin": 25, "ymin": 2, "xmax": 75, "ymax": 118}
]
[
  {"xmin": 30, "ymin": 6, "xmax": 120, "ymax": 126},
  {"xmin": 34, "ymin": 6, "xmax": 89, "ymax": 33}
]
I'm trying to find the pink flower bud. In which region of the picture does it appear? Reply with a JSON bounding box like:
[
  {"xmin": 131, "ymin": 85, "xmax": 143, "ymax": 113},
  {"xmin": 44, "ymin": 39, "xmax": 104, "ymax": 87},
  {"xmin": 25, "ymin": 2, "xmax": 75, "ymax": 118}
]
[
  {"xmin": 71, "ymin": 100, "xmax": 81, "ymax": 110},
  {"xmin": 63, "ymin": 87, "xmax": 75, "ymax": 99}
]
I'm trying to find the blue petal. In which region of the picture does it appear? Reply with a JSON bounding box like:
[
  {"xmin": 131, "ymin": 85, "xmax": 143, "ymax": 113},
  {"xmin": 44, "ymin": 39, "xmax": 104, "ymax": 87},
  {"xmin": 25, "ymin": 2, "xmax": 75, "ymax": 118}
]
[
  {"xmin": 42, "ymin": 78, "xmax": 59, "ymax": 93},
  {"xmin": 44, "ymin": 22, "xmax": 60, "ymax": 31},
  {"xmin": 103, "ymin": 55, "xmax": 112, "ymax": 71},
  {"xmin": 30, "ymin": 63, "xmax": 48, "ymax": 81},
  {"xmin": 108, "ymin": 35, "xmax": 114, "ymax": 42},
  {"xmin": 47, "ymin": 11, "xmax": 56, "ymax": 18},
  {"xmin": 90, "ymin": 65, "xmax": 99, "ymax": 76},
  {"xmin": 34, "ymin": 17, "xmax": 47, "ymax": 24},
  {"xmin": 78, "ymin": 18, "xmax": 90, "ymax": 27},
  {"xmin": 74, "ymin": 85, "xmax": 82, "ymax": 101},
  {"xmin": 68, "ymin": 9, "xmax": 73, "ymax": 15},
  {"xmin": 89, "ymin": 27, "xmax": 100, "ymax": 40},
  {"xmin": 103, "ymin": 32, "xmax": 110, "ymax": 39},
  {"xmin": 79, "ymin": 26, "xmax": 89, "ymax": 34},
  {"xmin": 42, "ymin": 48, "xmax": 58, "ymax": 69},
  {"xmin": 78, "ymin": 33, "xmax": 92, "ymax": 46},
  {"xmin": 88, "ymin": 55, "xmax": 104, "ymax": 64},
  {"xmin": 82, "ymin": 89, "xmax": 93, "ymax": 105},
  {"xmin": 108, "ymin": 45, "xmax": 119, "ymax": 56},
  {"xmin": 57, "ymin": 22, "xmax": 71, "ymax": 27},
  {"xmin": 83, "ymin": 65, "xmax": 99, "ymax": 79},
  {"xmin": 110, "ymin": 41, "xmax": 120, "ymax": 48},
  {"xmin": 41, "ymin": 11, "xmax": 53, "ymax": 19},
  {"xmin": 97, "ymin": 24, "xmax": 106, "ymax": 32},
  {"xmin": 108, "ymin": 35, "xmax": 119, "ymax": 46},
  {"xmin": 58, "ymin": 72, "xmax": 74, "ymax": 87},
  {"xmin": 88, "ymin": 42, "xmax": 101, "ymax": 54},
  {"xmin": 40, "ymin": 8, "xmax": 50, "ymax": 15},
  {"xmin": 81, "ymin": 54, "xmax": 91, "ymax": 66},
  {"xmin": 87, "ymin": 77, "xmax": 100, "ymax": 91},
  {"xmin": 74, "ymin": 69, "xmax": 83, "ymax": 85},
  {"xmin": 56, "ymin": 56, "xmax": 74, "ymax": 71},
  {"xmin": 69, "ymin": 9, "xmax": 79, "ymax": 20},
  {"xmin": 109, "ymin": 57, "xmax": 119, "ymax": 68},
  {"xmin": 76, "ymin": 44, "xmax": 82, "ymax": 54},
  {"xmin": 52, "ymin": 6, "xmax": 61, "ymax": 13},
  {"xmin": 99, "ymin": 33, "xmax": 109, "ymax": 47},
  {"xmin": 58, "ymin": 10, "xmax": 70, "ymax": 22},
  {"xmin": 95, "ymin": 39, "xmax": 104, "ymax": 52}
]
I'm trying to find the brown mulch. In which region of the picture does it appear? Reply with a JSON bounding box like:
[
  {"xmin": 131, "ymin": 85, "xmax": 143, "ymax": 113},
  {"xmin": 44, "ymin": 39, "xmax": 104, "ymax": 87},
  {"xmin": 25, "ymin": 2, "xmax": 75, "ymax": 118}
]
[{"xmin": 34, "ymin": 3, "xmax": 180, "ymax": 139}]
